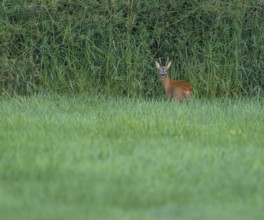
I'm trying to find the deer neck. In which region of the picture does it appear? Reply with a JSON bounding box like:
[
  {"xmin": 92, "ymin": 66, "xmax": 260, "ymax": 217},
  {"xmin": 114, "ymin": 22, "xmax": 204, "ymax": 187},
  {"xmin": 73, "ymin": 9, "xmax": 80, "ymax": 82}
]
[{"xmin": 161, "ymin": 75, "xmax": 171, "ymax": 91}]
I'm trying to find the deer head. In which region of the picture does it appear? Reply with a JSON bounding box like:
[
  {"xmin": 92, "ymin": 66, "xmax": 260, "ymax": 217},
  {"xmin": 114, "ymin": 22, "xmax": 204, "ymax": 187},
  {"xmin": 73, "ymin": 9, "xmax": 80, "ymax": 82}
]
[{"xmin": 155, "ymin": 58, "xmax": 172, "ymax": 79}]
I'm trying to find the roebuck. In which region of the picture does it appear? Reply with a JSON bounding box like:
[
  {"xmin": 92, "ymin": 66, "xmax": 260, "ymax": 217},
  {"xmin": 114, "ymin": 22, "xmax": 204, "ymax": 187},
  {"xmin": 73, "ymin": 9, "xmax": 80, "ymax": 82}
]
[{"xmin": 155, "ymin": 60, "xmax": 192, "ymax": 100}]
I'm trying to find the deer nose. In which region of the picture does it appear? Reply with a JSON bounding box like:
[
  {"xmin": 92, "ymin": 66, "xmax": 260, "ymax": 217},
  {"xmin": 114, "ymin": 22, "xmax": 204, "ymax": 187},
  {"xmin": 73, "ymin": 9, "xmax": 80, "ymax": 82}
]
[{"xmin": 160, "ymin": 70, "xmax": 166, "ymax": 77}]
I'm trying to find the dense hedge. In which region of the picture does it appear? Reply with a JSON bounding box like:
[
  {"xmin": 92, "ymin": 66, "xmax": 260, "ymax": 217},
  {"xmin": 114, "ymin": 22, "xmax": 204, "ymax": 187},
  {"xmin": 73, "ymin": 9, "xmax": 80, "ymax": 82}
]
[{"xmin": 1, "ymin": 0, "xmax": 264, "ymax": 98}]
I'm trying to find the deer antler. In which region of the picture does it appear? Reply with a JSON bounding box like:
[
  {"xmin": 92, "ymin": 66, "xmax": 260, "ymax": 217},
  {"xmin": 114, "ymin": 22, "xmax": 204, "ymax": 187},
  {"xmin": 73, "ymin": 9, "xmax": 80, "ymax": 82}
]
[
  {"xmin": 166, "ymin": 57, "xmax": 170, "ymax": 65},
  {"xmin": 158, "ymin": 57, "xmax": 162, "ymax": 65}
]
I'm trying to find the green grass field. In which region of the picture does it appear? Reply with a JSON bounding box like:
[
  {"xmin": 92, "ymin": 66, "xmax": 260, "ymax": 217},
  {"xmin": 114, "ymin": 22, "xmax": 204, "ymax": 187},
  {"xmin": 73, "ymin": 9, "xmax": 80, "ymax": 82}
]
[{"xmin": 0, "ymin": 95, "xmax": 263, "ymax": 220}]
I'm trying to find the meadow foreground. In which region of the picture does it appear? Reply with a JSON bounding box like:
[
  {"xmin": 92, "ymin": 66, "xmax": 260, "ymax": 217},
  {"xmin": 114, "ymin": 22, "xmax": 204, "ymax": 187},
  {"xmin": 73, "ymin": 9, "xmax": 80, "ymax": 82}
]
[{"xmin": 0, "ymin": 95, "xmax": 263, "ymax": 220}]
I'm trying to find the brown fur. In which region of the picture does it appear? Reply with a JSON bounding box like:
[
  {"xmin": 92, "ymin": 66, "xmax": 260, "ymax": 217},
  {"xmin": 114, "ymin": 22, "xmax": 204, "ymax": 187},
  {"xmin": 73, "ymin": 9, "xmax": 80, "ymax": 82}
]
[{"xmin": 156, "ymin": 61, "xmax": 192, "ymax": 100}]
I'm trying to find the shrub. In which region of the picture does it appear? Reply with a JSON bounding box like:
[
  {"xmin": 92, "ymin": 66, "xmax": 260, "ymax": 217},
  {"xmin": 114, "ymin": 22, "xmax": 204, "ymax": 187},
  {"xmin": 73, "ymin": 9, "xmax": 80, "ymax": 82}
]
[{"xmin": 1, "ymin": 0, "xmax": 263, "ymax": 98}]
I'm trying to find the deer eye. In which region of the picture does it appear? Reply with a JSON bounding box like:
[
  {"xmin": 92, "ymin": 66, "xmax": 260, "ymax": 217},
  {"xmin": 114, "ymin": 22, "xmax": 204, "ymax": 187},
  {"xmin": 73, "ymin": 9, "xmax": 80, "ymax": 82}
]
[{"xmin": 160, "ymin": 67, "xmax": 166, "ymax": 76}]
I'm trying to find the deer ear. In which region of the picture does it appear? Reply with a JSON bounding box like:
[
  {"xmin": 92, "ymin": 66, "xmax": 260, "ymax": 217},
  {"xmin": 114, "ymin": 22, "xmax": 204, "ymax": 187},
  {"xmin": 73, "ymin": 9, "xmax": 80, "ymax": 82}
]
[
  {"xmin": 166, "ymin": 61, "xmax": 172, "ymax": 69},
  {"xmin": 155, "ymin": 61, "xmax": 161, "ymax": 69}
]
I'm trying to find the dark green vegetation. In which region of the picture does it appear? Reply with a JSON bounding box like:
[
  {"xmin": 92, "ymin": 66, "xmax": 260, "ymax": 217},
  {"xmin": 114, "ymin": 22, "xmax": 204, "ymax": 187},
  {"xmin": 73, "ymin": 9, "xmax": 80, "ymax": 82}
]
[
  {"xmin": 1, "ymin": 0, "xmax": 264, "ymax": 98},
  {"xmin": 0, "ymin": 96, "xmax": 264, "ymax": 220}
]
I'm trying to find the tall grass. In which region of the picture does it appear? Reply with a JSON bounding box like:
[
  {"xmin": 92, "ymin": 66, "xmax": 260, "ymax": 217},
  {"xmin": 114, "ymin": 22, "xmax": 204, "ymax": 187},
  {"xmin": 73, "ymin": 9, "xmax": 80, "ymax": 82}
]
[{"xmin": 0, "ymin": 0, "xmax": 264, "ymax": 98}]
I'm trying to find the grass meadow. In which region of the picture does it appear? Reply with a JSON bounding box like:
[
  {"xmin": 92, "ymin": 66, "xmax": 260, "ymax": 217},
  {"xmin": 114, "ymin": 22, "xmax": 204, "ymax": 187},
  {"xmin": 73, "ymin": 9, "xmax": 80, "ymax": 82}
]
[{"xmin": 0, "ymin": 95, "xmax": 263, "ymax": 220}]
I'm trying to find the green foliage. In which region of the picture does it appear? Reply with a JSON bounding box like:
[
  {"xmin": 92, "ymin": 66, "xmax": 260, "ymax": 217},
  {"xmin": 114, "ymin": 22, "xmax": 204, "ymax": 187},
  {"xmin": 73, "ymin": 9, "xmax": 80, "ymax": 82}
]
[
  {"xmin": 0, "ymin": 96, "xmax": 264, "ymax": 220},
  {"xmin": 1, "ymin": 0, "xmax": 264, "ymax": 97}
]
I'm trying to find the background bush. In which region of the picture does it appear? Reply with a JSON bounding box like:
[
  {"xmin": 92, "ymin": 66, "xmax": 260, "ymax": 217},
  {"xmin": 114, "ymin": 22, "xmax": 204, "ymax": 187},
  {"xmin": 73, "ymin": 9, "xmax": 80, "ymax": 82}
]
[{"xmin": 1, "ymin": 0, "xmax": 264, "ymax": 98}]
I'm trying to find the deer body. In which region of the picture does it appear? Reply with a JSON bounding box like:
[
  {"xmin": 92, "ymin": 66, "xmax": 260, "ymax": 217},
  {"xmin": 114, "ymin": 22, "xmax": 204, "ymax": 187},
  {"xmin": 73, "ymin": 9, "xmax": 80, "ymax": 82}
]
[{"xmin": 155, "ymin": 60, "xmax": 192, "ymax": 100}]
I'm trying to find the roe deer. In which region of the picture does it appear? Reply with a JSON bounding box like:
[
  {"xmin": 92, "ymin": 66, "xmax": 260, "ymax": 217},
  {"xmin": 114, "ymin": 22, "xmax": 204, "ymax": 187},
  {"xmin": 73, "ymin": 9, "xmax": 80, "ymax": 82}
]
[{"xmin": 155, "ymin": 59, "xmax": 192, "ymax": 100}]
